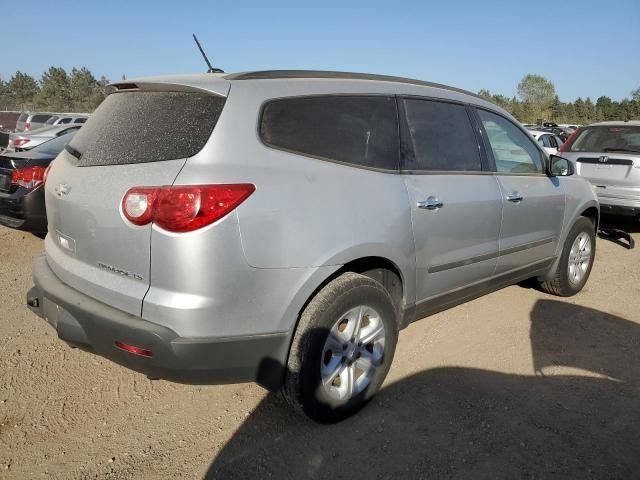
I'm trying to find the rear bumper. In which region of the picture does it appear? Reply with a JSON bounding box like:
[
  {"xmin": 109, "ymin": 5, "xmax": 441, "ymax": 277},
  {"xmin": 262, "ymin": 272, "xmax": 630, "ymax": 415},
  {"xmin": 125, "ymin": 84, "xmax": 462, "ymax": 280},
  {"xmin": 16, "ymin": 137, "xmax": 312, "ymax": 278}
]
[
  {"xmin": 27, "ymin": 255, "xmax": 289, "ymax": 390},
  {"xmin": 0, "ymin": 185, "xmax": 47, "ymax": 232}
]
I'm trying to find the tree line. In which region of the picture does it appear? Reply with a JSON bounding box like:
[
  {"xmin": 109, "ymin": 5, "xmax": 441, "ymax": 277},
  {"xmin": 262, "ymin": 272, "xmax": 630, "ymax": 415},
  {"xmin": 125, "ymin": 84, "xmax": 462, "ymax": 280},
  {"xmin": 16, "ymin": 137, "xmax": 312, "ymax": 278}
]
[
  {"xmin": 1, "ymin": 68, "xmax": 639, "ymax": 124},
  {"xmin": 479, "ymin": 74, "xmax": 640, "ymax": 125},
  {"xmin": 0, "ymin": 66, "xmax": 110, "ymax": 113}
]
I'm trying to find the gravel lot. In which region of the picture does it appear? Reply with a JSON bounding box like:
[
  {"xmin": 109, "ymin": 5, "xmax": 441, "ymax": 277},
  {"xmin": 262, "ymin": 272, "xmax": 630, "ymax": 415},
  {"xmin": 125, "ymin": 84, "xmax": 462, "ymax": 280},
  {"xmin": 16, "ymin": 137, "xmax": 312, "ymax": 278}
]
[{"xmin": 1, "ymin": 220, "xmax": 639, "ymax": 479}]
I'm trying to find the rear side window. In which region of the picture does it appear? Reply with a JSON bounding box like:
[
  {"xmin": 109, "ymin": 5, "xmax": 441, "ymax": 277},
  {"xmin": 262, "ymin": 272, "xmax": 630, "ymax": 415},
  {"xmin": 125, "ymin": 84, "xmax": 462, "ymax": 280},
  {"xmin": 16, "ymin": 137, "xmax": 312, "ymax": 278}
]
[
  {"xmin": 18, "ymin": 113, "xmax": 29, "ymax": 122},
  {"xmin": 68, "ymin": 91, "xmax": 226, "ymax": 166},
  {"xmin": 59, "ymin": 118, "xmax": 72, "ymax": 124},
  {"xmin": 45, "ymin": 116, "xmax": 59, "ymax": 125},
  {"xmin": 32, "ymin": 114, "xmax": 52, "ymax": 123},
  {"xmin": 401, "ymin": 99, "xmax": 482, "ymax": 172},
  {"xmin": 260, "ymin": 96, "xmax": 399, "ymax": 171}
]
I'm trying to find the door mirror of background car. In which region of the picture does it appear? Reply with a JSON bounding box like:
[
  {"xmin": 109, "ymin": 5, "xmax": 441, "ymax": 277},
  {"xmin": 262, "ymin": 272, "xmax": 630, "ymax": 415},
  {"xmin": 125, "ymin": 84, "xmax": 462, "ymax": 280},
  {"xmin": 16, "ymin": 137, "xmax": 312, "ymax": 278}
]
[{"xmin": 549, "ymin": 155, "xmax": 574, "ymax": 177}]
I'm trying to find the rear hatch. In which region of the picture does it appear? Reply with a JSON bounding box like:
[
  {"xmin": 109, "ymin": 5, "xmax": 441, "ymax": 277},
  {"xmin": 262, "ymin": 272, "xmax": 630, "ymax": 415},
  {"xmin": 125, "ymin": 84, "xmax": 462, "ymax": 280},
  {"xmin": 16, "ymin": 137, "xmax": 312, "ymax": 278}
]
[
  {"xmin": 563, "ymin": 125, "xmax": 640, "ymax": 200},
  {"xmin": 44, "ymin": 82, "xmax": 228, "ymax": 316}
]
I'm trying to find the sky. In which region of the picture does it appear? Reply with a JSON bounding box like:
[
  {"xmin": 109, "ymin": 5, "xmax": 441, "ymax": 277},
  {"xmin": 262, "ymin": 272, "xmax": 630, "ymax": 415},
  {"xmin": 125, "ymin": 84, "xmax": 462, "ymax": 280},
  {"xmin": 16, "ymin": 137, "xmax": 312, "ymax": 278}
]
[{"xmin": 2, "ymin": 0, "xmax": 639, "ymax": 102}]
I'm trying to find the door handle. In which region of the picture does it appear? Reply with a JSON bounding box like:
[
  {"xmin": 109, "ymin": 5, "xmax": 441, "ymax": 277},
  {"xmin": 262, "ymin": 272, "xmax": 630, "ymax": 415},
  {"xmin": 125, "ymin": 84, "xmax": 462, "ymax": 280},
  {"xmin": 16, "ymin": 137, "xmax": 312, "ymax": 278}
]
[
  {"xmin": 417, "ymin": 196, "xmax": 444, "ymax": 210},
  {"xmin": 506, "ymin": 192, "xmax": 524, "ymax": 203}
]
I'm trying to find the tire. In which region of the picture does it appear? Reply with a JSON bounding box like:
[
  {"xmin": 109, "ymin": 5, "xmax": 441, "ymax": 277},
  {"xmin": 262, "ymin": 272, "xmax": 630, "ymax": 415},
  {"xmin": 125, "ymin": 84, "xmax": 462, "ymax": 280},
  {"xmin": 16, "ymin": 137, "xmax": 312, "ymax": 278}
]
[
  {"xmin": 282, "ymin": 272, "xmax": 399, "ymax": 423},
  {"xmin": 540, "ymin": 217, "xmax": 596, "ymax": 296}
]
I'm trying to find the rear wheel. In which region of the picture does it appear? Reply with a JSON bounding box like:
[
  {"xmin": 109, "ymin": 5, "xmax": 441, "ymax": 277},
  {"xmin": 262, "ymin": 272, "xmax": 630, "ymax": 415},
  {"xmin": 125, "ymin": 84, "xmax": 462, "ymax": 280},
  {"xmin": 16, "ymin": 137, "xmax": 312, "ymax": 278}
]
[
  {"xmin": 540, "ymin": 217, "xmax": 595, "ymax": 296},
  {"xmin": 282, "ymin": 272, "xmax": 398, "ymax": 423}
]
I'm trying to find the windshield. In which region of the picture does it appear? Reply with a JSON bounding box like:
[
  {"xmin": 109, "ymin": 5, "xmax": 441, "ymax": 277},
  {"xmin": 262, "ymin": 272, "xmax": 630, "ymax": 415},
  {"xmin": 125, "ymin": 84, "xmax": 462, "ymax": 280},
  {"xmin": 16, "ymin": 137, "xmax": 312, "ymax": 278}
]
[
  {"xmin": 30, "ymin": 130, "xmax": 77, "ymax": 156},
  {"xmin": 567, "ymin": 126, "xmax": 640, "ymax": 153}
]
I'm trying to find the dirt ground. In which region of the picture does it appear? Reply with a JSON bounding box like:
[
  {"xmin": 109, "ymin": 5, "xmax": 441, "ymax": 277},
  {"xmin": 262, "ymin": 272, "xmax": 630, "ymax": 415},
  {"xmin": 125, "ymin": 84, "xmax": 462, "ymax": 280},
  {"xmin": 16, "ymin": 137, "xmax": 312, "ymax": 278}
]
[{"xmin": 0, "ymin": 218, "xmax": 639, "ymax": 479}]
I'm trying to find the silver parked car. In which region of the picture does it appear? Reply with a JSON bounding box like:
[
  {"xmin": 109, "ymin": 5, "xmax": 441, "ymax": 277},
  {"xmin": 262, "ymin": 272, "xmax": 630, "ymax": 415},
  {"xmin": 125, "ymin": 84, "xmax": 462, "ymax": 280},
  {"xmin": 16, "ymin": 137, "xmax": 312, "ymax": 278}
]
[
  {"xmin": 8, "ymin": 124, "xmax": 83, "ymax": 151},
  {"xmin": 14, "ymin": 111, "xmax": 56, "ymax": 132},
  {"xmin": 27, "ymin": 70, "xmax": 599, "ymax": 422},
  {"xmin": 560, "ymin": 121, "xmax": 640, "ymax": 220},
  {"xmin": 43, "ymin": 115, "xmax": 89, "ymax": 128}
]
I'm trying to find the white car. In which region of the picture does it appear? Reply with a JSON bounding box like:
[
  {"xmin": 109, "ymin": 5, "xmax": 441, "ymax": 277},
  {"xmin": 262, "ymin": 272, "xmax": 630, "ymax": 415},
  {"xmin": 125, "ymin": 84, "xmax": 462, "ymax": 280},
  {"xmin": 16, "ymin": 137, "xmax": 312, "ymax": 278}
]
[{"xmin": 529, "ymin": 130, "xmax": 565, "ymax": 155}]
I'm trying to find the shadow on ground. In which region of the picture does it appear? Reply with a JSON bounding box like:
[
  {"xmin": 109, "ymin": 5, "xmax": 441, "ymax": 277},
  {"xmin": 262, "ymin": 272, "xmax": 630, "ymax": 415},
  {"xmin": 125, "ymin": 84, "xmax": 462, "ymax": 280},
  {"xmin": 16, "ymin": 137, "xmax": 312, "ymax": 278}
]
[{"xmin": 205, "ymin": 299, "xmax": 640, "ymax": 479}]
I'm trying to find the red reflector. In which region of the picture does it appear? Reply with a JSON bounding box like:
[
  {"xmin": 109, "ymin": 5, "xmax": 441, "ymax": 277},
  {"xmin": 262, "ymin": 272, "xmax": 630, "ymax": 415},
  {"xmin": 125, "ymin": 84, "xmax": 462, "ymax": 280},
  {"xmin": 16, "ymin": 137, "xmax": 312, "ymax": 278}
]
[{"xmin": 114, "ymin": 341, "xmax": 153, "ymax": 358}]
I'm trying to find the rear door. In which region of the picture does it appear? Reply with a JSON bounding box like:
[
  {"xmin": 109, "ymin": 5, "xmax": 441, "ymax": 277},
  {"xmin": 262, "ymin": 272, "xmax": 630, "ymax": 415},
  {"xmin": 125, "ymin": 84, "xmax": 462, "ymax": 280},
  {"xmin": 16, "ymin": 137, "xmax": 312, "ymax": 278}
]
[
  {"xmin": 400, "ymin": 98, "xmax": 502, "ymax": 305},
  {"xmin": 562, "ymin": 125, "xmax": 640, "ymax": 203},
  {"xmin": 44, "ymin": 86, "xmax": 228, "ymax": 316},
  {"xmin": 475, "ymin": 108, "xmax": 565, "ymax": 274}
]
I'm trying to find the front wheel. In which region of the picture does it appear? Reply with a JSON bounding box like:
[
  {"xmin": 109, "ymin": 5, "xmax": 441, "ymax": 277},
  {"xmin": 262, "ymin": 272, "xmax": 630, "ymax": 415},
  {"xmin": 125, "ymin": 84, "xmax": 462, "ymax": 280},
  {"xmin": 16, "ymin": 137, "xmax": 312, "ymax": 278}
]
[
  {"xmin": 540, "ymin": 216, "xmax": 596, "ymax": 296},
  {"xmin": 282, "ymin": 272, "xmax": 399, "ymax": 423}
]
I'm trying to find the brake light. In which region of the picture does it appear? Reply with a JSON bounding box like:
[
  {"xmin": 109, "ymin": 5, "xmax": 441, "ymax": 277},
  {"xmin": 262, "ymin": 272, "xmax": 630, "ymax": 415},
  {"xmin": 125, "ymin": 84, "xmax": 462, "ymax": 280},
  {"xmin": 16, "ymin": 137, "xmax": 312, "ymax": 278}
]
[
  {"xmin": 558, "ymin": 128, "xmax": 581, "ymax": 153},
  {"xmin": 13, "ymin": 138, "xmax": 31, "ymax": 149},
  {"xmin": 122, "ymin": 184, "xmax": 255, "ymax": 232},
  {"xmin": 24, "ymin": 122, "xmax": 31, "ymax": 131},
  {"xmin": 11, "ymin": 166, "xmax": 47, "ymax": 190}
]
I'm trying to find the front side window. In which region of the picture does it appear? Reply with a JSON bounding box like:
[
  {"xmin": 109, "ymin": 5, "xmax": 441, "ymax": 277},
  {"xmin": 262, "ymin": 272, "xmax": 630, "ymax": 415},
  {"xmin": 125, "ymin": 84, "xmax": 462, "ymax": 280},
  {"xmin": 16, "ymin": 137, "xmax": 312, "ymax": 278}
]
[
  {"xmin": 401, "ymin": 99, "xmax": 482, "ymax": 172},
  {"xmin": 477, "ymin": 109, "xmax": 544, "ymax": 174},
  {"xmin": 32, "ymin": 114, "xmax": 52, "ymax": 123},
  {"xmin": 260, "ymin": 95, "xmax": 399, "ymax": 170}
]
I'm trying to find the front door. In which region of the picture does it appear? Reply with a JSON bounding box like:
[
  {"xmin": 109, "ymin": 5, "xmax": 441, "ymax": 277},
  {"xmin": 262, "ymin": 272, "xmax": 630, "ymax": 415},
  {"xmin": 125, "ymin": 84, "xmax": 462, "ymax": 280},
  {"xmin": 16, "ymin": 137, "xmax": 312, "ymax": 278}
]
[{"xmin": 475, "ymin": 109, "xmax": 565, "ymax": 274}]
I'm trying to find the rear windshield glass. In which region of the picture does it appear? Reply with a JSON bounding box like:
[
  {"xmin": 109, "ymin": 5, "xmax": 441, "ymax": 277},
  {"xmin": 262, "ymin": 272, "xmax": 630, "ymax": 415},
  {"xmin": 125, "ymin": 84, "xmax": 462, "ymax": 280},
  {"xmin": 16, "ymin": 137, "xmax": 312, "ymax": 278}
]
[
  {"xmin": 567, "ymin": 126, "xmax": 640, "ymax": 153},
  {"xmin": 18, "ymin": 113, "xmax": 29, "ymax": 122},
  {"xmin": 67, "ymin": 91, "xmax": 226, "ymax": 166},
  {"xmin": 260, "ymin": 95, "xmax": 399, "ymax": 171},
  {"xmin": 31, "ymin": 130, "xmax": 77, "ymax": 156}
]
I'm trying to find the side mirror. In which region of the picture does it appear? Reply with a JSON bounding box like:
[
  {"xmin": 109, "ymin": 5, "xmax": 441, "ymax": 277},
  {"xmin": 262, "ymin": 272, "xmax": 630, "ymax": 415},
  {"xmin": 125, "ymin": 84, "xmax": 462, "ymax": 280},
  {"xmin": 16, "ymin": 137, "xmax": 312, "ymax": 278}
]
[{"xmin": 549, "ymin": 155, "xmax": 574, "ymax": 177}]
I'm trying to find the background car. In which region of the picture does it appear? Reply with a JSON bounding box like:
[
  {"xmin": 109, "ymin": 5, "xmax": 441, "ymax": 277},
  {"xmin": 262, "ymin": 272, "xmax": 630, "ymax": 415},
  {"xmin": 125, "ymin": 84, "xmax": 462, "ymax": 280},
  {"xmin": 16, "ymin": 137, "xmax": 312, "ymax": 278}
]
[
  {"xmin": 0, "ymin": 129, "xmax": 78, "ymax": 234},
  {"xmin": 43, "ymin": 115, "xmax": 89, "ymax": 128},
  {"xmin": 14, "ymin": 112, "xmax": 56, "ymax": 132},
  {"xmin": 529, "ymin": 130, "xmax": 565, "ymax": 154},
  {"xmin": 560, "ymin": 121, "xmax": 640, "ymax": 220},
  {"xmin": 7, "ymin": 124, "xmax": 83, "ymax": 152}
]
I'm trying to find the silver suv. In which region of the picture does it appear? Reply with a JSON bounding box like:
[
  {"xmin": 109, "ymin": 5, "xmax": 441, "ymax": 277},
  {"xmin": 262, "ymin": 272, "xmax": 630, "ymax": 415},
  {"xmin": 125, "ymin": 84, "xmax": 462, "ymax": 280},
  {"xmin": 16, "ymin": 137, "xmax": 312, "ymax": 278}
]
[
  {"xmin": 27, "ymin": 71, "xmax": 599, "ymax": 423},
  {"xmin": 560, "ymin": 121, "xmax": 640, "ymax": 220}
]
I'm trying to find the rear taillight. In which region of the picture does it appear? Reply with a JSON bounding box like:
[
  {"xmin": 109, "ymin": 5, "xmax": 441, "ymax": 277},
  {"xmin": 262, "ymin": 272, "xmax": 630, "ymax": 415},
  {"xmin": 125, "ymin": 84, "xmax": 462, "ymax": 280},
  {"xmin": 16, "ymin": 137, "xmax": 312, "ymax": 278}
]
[
  {"xmin": 558, "ymin": 128, "xmax": 581, "ymax": 153},
  {"xmin": 24, "ymin": 122, "xmax": 31, "ymax": 131},
  {"xmin": 13, "ymin": 138, "xmax": 31, "ymax": 149},
  {"xmin": 11, "ymin": 166, "xmax": 47, "ymax": 190},
  {"xmin": 122, "ymin": 184, "xmax": 255, "ymax": 233}
]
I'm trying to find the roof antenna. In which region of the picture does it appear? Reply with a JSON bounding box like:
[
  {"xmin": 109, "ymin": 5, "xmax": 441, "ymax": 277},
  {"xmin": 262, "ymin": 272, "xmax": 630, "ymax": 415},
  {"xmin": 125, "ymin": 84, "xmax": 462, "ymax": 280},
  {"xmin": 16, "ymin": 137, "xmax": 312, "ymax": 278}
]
[{"xmin": 193, "ymin": 34, "xmax": 224, "ymax": 73}]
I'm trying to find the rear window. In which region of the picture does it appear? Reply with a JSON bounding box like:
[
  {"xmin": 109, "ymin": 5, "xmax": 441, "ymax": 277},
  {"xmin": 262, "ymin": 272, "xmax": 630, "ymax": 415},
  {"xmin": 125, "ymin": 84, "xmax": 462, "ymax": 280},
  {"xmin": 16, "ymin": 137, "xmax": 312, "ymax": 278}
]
[
  {"xmin": 31, "ymin": 130, "xmax": 77, "ymax": 156},
  {"xmin": 260, "ymin": 95, "xmax": 399, "ymax": 171},
  {"xmin": 18, "ymin": 113, "xmax": 29, "ymax": 122},
  {"xmin": 31, "ymin": 114, "xmax": 52, "ymax": 123},
  {"xmin": 567, "ymin": 126, "xmax": 640, "ymax": 153},
  {"xmin": 67, "ymin": 91, "xmax": 226, "ymax": 166}
]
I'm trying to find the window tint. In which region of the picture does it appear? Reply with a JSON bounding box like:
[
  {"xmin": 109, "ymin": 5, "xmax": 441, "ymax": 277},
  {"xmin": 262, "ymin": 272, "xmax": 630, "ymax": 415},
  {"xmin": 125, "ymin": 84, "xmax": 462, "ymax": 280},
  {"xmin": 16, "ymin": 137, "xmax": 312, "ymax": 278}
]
[
  {"xmin": 68, "ymin": 91, "xmax": 226, "ymax": 166},
  {"xmin": 401, "ymin": 99, "xmax": 481, "ymax": 172},
  {"xmin": 260, "ymin": 96, "xmax": 399, "ymax": 170},
  {"xmin": 477, "ymin": 110, "xmax": 544, "ymax": 174},
  {"xmin": 74, "ymin": 118, "xmax": 87, "ymax": 124},
  {"xmin": 59, "ymin": 118, "xmax": 72, "ymax": 124},
  {"xmin": 32, "ymin": 114, "xmax": 52, "ymax": 123}
]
